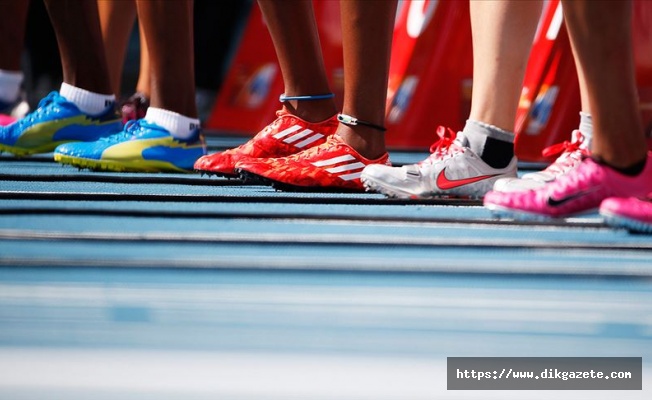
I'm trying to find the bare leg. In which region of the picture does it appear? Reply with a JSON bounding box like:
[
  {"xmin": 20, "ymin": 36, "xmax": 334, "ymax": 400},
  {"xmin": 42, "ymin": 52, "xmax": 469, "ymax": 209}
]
[
  {"xmin": 43, "ymin": 0, "xmax": 112, "ymax": 94},
  {"xmin": 257, "ymin": 0, "xmax": 336, "ymax": 123},
  {"xmin": 337, "ymin": 0, "xmax": 397, "ymax": 159},
  {"xmin": 0, "ymin": 0, "xmax": 28, "ymax": 117},
  {"xmin": 98, "ymin": 0, "xmax": 137, "ymax": 96},
  {"xmin": 483, "ymin": 0, "xmax": 652, "ymax": 218},
  {"xmin": 136, "ymin": 24, "xmax": 151, "ymax": 96},
  {"xmin": 135, "ymin": 0, "xmax": 196, "ymax": 117},
  {"xmin": 0, "ymin": 0, "xmax": 29, "ymax": 71},
  {"xmin": 577, "ymin": 64, "xmax": 591, "ymax": 118},
  {"xmin": 469, "ymin": 0, "xmax": 543, "ymax": 131},
  {"xmin": 562, "ymin": 0, "xmax": 646, "ymax": 169}
]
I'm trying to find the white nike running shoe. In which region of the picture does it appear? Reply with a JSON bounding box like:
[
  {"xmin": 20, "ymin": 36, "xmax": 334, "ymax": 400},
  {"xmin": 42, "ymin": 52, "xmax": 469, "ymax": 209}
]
[
  {"xmin": 361, "ymin": 126, "xmax": 517, "ymax": 199},
  {"xmin": 493, "ymin": 130, "xmax": 590, "ymax": 192}
]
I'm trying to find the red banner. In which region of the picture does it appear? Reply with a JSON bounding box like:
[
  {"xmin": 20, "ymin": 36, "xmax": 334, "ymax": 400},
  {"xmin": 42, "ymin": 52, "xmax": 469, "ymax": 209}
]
[{"xmin": 385, "ymin": 0, "xmax": 473, "ymax": 149}]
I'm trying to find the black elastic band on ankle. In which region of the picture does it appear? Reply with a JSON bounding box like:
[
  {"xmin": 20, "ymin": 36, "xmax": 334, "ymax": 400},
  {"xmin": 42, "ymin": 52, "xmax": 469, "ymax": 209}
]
[
  {"xmin": 279, "ymin": 93, "xmax": 335, "ymax": 102},
  {"xmin": 592, "ymin": 155, "xmax": 647, "ymax": 176},
  {"xmin": 337, "ymin": 113, "xmax": 387, "ymax": 132}
]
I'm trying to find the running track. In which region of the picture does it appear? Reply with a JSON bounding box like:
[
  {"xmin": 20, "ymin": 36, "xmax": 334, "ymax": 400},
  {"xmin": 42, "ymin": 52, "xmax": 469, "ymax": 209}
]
[{"xmin": 0, "ymin": 136, "xmax": 650, "ymax": 399}]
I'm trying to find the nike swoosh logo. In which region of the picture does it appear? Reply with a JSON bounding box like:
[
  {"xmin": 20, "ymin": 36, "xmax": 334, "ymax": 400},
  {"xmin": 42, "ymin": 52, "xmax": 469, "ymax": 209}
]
[
  {"xmin": 547, "ymin": 188, "xmax": 598, "ymax": 207},
  {"xmin": 436, "ymin": 168, "xmax": 498, "ymax": 190}
]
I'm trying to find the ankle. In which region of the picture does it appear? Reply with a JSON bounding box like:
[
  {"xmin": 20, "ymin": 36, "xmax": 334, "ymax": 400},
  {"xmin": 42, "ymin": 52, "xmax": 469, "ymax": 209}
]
[
  {"xmin": 282, "ymin": 100, "xmax": 337, "ymax": 123},
  {"xmin": 280, "ymin": 92, "xmax": 337, "ymax": 123},
  {"xmin": 59, "ymin": 82, "xmax": 115, "ymax": 115},
  {"xmin": 461, "ymin": 119, "xmax": 514, "ymax": 169},
  {"xmin": 336, "ymin": 125, "xmax": 386, "ymax": 160},
  {"xmin": 592, "ymin": 154, "xmax": 647, "ymax": 176}
]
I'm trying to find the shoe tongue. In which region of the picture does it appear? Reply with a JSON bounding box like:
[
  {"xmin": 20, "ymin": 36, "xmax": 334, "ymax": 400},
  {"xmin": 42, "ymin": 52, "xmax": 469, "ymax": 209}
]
[
  {"xmin": 404, "ymin": 164, "xmax": 421, "ymax": 175},
  {"xmin": 572, "ymin": 130, "xmax": 593, "ymax": 151},
  {"xmin": 579, "ymin": 135, "xmax": 592, "ymax": 151},
  {"xmin": 452, "ymin": 131, "xmax": 469, "ymax": 147}
]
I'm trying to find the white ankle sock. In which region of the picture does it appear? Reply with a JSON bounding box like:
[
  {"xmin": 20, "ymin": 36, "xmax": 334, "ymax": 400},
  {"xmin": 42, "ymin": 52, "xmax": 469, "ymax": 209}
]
[
  {"xmin": 59, "ymin": 82, "xmax": 115, "ymax": 115},
  {"xmin": 144, "ymin": 107, "xmax": 201, "ymax": 140},
  {"xmin": 578, "ymin": 112, "xmax": 593, "ymax": 150},
  {"xmin": 460, "ymin": 119, "xmax": 515, "ymax": 151},
  {"xmin": 0, "ymin": 69, "xmax": 23, "ymax": 103},
  {"xmin": 459, "ymin": 119, "xmax": 515, "ymax": 169}
]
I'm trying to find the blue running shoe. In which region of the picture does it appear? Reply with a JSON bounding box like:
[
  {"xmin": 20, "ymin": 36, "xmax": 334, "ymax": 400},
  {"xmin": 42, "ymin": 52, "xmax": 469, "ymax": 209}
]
[
  {"xmin": 0, "ymin": 91, "xmax": 122, "ymax": 156},
  {"xmin": 54, "ymin": 118, "xmax": 207, "ymax": 173}
]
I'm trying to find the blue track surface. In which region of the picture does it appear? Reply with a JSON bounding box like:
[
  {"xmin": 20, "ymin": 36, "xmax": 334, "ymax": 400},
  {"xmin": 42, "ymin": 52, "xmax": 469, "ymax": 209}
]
[{"xmin": 0, "ymin": 140, "xmax": 650, "ymax": 399}]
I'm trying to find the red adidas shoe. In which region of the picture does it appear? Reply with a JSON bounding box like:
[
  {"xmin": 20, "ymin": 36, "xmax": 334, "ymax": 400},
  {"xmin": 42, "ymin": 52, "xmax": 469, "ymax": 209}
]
[
  {"xmin": 235, "ymin": 134, "xmax": 391, "ymax": 192},
  {"xmin": 194, "ymin": 110, "xmax": 338, "ymax": 177}
]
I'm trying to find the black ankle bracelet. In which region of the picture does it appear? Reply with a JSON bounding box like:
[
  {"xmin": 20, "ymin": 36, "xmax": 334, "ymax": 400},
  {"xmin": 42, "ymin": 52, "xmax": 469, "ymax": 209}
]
[
  {"xmin": 337, "ymin": 113, "xmax": 387, "ymax": 132},
  {"xmin": 279, "ymin": 93, "xmax": 335, "ymax": 102}
]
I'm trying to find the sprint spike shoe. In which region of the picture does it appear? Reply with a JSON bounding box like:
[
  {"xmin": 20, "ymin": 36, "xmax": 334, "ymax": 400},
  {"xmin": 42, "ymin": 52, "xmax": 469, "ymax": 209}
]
[
  {"xmin": 600, "ymin": 196, "xmax": 652, "ymax": 234},
  {"xmin": 493, "ymin": 130, "xmax": 591, "ymax": 192},
  {"xmin": 0, "ymin": 91, "xmax": 121, "ymax": 156},
  {"xmin": 194, "ymin": 110, "xmax": 339, "ymax": 178},
  {"xmin": 484, "ymin": 152, "xmax": 652, "ymax": 220},
  {"xmin": 361, "ymin": 126, "xmax": 517, "ymax": 199},
  {"xmin": 54, "ymin": 118, "xmax": 206, "ymax": 173},
  {"xmin": 235, "ymin": 134, "xmax": 391, "ymax": 192}
]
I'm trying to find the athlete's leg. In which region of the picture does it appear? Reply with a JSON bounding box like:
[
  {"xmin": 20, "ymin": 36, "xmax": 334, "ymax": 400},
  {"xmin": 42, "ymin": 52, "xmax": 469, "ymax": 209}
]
[
  {"xmin": 0, "ymin": 0, "xmax": 30, "ymax": 123},
  {"xmin": 256, "ymin": 0, "xmax": 336, "ymax": 123},
  {"xmin": 562, "ymin": 0, "xmax": 646, "ymax": 169},
  {"xmin": 43, "ymin": 0, "xmax": 112, "ymax": 94},
  {"xmin": 469, "ymin": 0, "xmax": 543, "ymax": 132},
  {"xmin": 484, "ymin": 0, "xmax": 652, "ymax": 219},
  {"xmin": 135, "ymin": 0, "xmax": 196, "ymax": 118},
  {"xmin": 463, "ymin": 0, "xmax": 543, "ymax": 169},
  {"xmin": 98, "ymin": 0, "xmax": 137, "ymax": 97},
  {"xmin": 361, "ymin": 0, "xmax": 542, "ymax": 199},
  {"xmin": 336, "ymin": 0, "xmax": 397, "ymax": 160},
  {"xmin": 1, "ymin": 0, "xmax": 121, "ymax": 156},
  {"xmin": 230, "ymin": 0, "xmax": 396, "ymax": 190},
  {"xmin": 0, "ymin": 0, "xmax": 29, "ymax": 72},
  {"xmin": 135, "ymin": 25, "xmax": 151, "ymax": 97}
]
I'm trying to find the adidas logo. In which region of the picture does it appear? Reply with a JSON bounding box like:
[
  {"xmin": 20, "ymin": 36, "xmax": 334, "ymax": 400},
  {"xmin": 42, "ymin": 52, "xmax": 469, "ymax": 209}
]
[
  {"xmin": 311, "ymin": 154, "xmax": 365, "ymax": 181},
  {"xmin": 273, "ymin": 124, "xmax": 325, "ymax": 148}
]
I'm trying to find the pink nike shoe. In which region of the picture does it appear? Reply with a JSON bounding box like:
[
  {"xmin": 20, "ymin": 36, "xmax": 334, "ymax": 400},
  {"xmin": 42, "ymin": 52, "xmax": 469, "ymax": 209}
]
[
  {"xmin": 0, "ymin": 114, "xmax": 16, "ymax": 126},
  {"xmin": 493, "ymin": 130, "xmax": 590, "ymax": 192},
  {"xmin": 484, "ymin": 152, "xmax": 652, "ymax": 220},
  {"xmin": 600, "ymin": 196, "xmax": 652, "ymax": 233}
]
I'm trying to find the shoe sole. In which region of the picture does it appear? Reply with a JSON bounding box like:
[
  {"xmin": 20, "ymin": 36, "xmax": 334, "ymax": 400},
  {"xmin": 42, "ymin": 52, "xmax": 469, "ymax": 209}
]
[
  {"xmin": 483, "ymin": 203, "xmax": 565, "ymax": 221},
  {"xmin": 484, "ymin": 202, "xmax": 599, "ymax": 221},
  {"xmin": 194, "ymin": 169, "xmax": 239, "ymax": 179},
  {"xmin": 361, "ymin": 175, "xmax": 485, "ymax": 200},
  {"xmin": 55, "ymin": 154, "xmax": 191, "ymax": 173},
  {"xmin": 601, "ymin": 210, "xmax": 652, "ymax": 234},
  {"xmin": 0, "ymin": 141, "xmax": 68, "ymax": 157},
  {"xmin": 237, "ymin": 169, "xmax": 363, "ymax": 193},
  {"xmin": 361, "ymin": 175, "xmax": 428, "ymax": 199}
]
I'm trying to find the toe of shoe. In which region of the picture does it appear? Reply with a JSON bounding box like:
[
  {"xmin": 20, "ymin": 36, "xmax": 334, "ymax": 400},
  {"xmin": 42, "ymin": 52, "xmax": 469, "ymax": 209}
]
[
  {"xmin": 54, "ymin": 142, "xmax": 84, "ymax": 156},
  {"xmin": 194, "ymin": 152, "xmax": 243, "ymax": 172},
  {"xmin": 234, "ymin": 158, "xmax": 268, "ymax": 175},
  {"xmin": 483, "ymin": 190, "xmax": 512, "ymax": 207},
  {"xmin": 193, "ymin": 154, "xmax": 217, "ymax": 170},
  {"xmin": 360, "ymin": 163, "xmax": 395, "ymax": 180}
]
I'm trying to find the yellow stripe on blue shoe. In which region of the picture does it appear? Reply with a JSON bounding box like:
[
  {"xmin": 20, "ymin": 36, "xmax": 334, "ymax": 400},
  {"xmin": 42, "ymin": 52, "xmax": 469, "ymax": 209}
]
[
  {"xmin": 0, "ymin": 91, "xmax": 122, "ymax": 156},
  {"xmin": 54, "ymin": 118, "xmax": 207, "ymax": 173}
]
